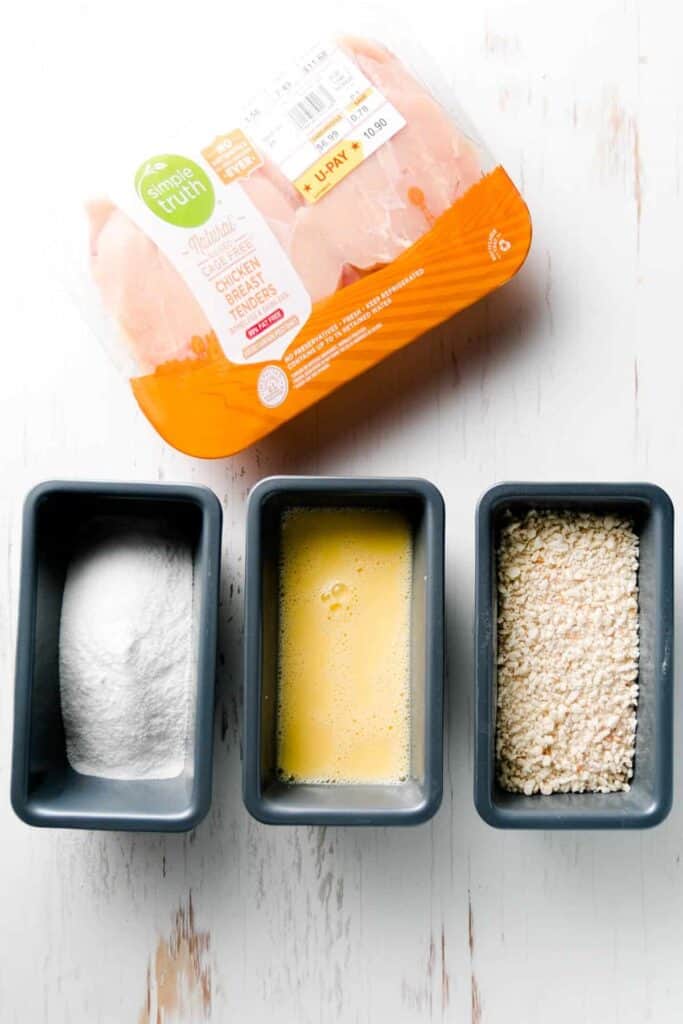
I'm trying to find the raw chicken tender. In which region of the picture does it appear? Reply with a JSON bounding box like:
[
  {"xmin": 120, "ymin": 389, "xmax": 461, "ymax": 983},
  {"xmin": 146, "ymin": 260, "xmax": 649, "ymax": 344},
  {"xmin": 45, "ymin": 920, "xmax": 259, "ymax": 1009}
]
[
  {"xmin": 88, "ymin": 36, "xmax": 482, "ymax": 371},
  {"xmin": 240, "ymin": 156, "xmax": 300, "ymax": 254},
  {"xmin": 87, "ymin": 199, "xmax": 214, "ymax": 373},
  {"xmin": 290, "ymin": 36, "xmax": 482, "ymax": 278}
]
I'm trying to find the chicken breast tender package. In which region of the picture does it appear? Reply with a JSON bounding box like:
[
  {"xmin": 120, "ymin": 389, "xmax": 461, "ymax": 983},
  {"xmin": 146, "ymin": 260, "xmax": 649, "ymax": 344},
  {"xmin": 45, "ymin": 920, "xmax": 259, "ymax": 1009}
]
[{"xmin": 87, "ymin": 33, "xmax": 531, "ymax": 457}]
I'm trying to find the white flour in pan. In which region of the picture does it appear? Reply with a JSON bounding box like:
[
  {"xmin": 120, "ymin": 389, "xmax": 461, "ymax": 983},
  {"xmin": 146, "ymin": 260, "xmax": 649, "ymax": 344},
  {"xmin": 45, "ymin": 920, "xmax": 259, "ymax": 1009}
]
[
  {"xmin": 59, "ymin": 524, "xmax": 194, "ymax": 780},
  {"xmin": 495, "ymin": 510, "xmax": 639, "ymax": 795}
]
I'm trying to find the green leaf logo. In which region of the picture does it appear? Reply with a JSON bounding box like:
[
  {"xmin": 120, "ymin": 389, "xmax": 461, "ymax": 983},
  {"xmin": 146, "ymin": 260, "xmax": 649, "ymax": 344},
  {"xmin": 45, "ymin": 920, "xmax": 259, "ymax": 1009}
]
[{"xmin": 134, "ymin": 154, "xmax": 215, "ymax": 228}]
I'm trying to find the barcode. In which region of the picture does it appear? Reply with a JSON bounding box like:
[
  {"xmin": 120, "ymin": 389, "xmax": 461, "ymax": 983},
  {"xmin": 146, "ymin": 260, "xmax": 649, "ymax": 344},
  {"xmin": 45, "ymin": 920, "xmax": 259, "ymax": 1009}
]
[{"xmin": 288, "ymin": 86, "xmax": 335, "ymax": 129}]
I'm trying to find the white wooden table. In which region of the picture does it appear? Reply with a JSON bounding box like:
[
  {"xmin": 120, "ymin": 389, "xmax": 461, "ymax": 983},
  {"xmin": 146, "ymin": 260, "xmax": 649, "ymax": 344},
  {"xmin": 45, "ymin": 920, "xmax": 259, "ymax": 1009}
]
[{"xmin": 2, "ymin": 0, "xmax": 681, "ymax": 1020}]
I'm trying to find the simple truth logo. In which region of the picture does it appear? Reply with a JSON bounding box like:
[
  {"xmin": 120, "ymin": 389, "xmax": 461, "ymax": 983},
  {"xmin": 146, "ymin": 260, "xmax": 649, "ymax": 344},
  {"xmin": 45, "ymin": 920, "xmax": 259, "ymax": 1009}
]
[{"xmin": 135, "ymin": 154, "xmax": 215, "ymax": 228}]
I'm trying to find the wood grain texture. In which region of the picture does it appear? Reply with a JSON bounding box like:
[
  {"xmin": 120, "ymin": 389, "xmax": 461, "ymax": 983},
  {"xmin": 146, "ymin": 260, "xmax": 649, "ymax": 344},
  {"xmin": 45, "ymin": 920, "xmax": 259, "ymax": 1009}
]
[{"xmin": 1, "ymin": 0, "xmax": 682, "ymax": 1021}]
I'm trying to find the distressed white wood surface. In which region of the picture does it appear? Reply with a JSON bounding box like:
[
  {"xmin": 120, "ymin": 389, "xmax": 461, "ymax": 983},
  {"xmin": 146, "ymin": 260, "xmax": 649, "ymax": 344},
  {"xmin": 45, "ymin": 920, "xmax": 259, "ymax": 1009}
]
[{"xmin": 1, "ymin": 0, "xmax": 682, "ymax": 1020}]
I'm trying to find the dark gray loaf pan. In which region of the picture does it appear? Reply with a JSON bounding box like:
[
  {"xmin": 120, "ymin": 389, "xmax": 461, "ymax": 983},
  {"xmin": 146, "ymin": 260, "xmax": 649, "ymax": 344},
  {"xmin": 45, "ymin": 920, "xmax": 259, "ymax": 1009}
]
[
  {"xmin": 243, "ymin": 476, "xmax": 444, "ymax": 826},
  {"xmin": 11, "ymin": 480, "xmax": 222, "ymax": 832},
  {"xmin": 475, "ymin": 482, "xmax": 674, "ymax": 829}
]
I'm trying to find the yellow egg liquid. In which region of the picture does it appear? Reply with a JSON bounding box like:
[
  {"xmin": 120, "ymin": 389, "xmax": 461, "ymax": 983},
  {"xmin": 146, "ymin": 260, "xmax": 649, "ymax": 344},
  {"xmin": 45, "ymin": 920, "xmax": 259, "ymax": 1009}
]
[{"xmin": 277, "ymin": 507, "xmax": 412, "ymax": 785}]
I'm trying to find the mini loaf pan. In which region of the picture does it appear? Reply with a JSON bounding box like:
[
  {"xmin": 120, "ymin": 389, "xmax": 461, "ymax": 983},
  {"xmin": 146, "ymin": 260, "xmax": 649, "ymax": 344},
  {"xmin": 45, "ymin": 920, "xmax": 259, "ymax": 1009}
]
[
  {"xmin": 243, "ymin": 476, "xmax": 445, "ymax": 826},
  {"xmin": 475, "ymin": 482, "xmax": 674, "ymax": 829},
  {"xmin": 11, "ymin": 480, "xmax": 222, "ymax": 832}
]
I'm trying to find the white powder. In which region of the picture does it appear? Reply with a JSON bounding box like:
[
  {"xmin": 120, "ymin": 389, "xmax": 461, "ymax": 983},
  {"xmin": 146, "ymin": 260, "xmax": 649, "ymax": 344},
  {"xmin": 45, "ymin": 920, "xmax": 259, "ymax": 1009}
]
[
  {"xmin": 495, "ymin": 510, "xmax": 639, "ymax": 795},
  {"xmin": 59, "ymin": 524, "xmax": 194, "ymax": 780}
]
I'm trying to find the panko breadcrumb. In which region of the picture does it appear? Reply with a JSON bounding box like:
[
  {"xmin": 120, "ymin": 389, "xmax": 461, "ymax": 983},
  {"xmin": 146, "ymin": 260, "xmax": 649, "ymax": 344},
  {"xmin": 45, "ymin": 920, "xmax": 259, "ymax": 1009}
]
[{"xmin": 495, "ymin": 510, "xmax": 639, "ymax": 795}]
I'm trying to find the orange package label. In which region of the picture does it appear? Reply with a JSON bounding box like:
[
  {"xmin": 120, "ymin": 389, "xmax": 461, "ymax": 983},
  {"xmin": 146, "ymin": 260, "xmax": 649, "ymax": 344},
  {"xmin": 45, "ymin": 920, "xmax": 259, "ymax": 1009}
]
[
  {"xmin": 131, "ymin": 166, "xmax": 531, "ymax": 458},
  {"xmin": 201, "ymin": 130, "xmax": 263, "ymax": 185}
]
